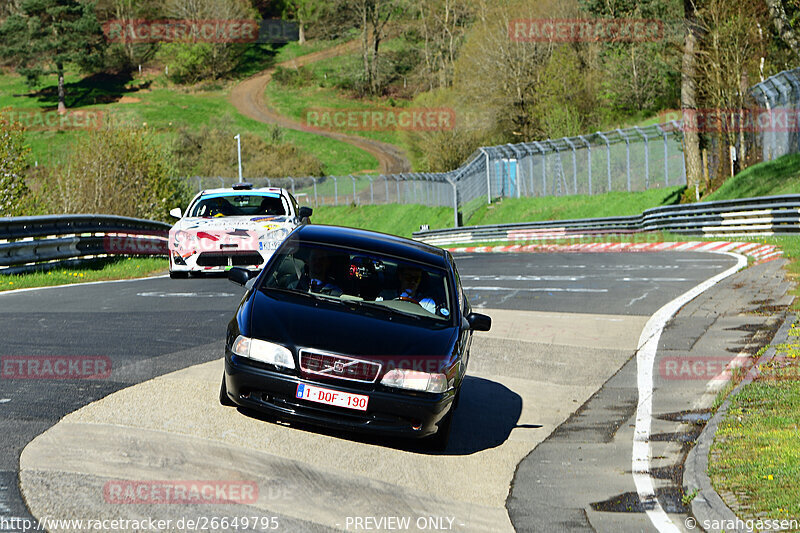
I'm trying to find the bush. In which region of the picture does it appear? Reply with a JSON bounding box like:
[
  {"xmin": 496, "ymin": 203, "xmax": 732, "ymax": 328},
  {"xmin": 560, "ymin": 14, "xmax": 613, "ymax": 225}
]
[
  {"xmin": 0, "ymin": 108, "xmax": 30, "ymax": 217},
  {"xmin": 272, "ymin": 66, "xmax": 315, "ymax": 88},
  {"xmin": 51, "ymin": 127, "xmax": 189, "ymax": 221},
  {"xmin": 171, "ymin": 119, "xmax": 324, "ymax": 179}
]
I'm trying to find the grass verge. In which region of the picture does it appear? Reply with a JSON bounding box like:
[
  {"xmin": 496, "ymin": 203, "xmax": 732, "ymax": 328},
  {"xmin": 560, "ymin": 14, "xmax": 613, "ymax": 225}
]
[
  {"xmin": 705, "ymin": 153, "xmax": 800, "ymax": 201},
  {"xmin": 0, "ymin": 257, "xmax": 166, "ymax": 291},
  {"xmin": 708, "ymin": 325, "xmax": 800, "ymax": 520}
]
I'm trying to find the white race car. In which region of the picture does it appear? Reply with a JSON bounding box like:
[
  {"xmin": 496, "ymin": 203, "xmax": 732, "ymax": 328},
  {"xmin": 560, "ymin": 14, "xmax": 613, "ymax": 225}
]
[{"xmin": 168, "ymin": 183, "xmax": 312, "ymax": 278}]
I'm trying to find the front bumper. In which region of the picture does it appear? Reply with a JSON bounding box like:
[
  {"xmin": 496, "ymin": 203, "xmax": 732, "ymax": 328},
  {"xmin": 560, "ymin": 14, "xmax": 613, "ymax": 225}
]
[
  {"xmin": 170, "ymin": 249, "xmax": 268, "ymax": 273},
  {"xmin": 223, "ymin": 353, "xmax": 455, "ymax": 438}
]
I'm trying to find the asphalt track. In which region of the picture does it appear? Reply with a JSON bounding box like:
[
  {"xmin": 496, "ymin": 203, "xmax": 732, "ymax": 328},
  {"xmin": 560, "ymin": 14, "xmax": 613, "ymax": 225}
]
[{"xmin": 1, "ymin": 251, "xmax": 787, "ymax": 532}]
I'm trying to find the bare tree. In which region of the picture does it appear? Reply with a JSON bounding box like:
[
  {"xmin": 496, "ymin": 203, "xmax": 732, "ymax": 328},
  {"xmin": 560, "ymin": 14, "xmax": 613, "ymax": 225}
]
[
  {"xmin": 353, "ymin": 0, "xmax": 398, "ymax": 95},
  {"xmin": 416, "ymin": 0, "xmax": 474, "ymax": 89}
]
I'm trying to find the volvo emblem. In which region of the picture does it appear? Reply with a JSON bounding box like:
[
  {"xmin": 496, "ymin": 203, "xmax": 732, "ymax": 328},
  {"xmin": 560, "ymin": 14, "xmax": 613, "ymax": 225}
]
[{"xmin": 333, "ymin": 361, "xmax": 345, "ymax": 373}]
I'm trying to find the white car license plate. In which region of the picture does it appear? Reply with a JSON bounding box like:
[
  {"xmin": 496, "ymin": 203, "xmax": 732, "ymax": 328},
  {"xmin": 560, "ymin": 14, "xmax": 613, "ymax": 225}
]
[{"xmin": 296, "ymin": 383, "xmax": 368, "ymax": 411}]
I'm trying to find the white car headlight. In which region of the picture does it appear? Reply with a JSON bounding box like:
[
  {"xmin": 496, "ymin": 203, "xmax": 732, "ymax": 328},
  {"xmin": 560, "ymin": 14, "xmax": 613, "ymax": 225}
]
[
  {"xmin": 380, "ymin": 368, "xmax": 449, "ymax": 393},
  {"xmin": 231, "ymin": 335, "xmax": 295, "ymax": 369}
]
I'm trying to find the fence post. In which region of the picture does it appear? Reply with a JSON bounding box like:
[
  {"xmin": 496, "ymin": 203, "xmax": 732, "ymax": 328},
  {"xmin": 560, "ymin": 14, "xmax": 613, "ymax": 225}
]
[
  {"xmin": 447, "ymin": 177, "xmax": 459, "ymax": 228},
  {"xmin": 563, "ymin": 137, "xmax": 578, "ymax": 195},
  {"xmin": 481, "ymin": 148, "xmax": 491, "ymax": 204},
  {"xmin": 383, "ymin": 175, "xmax": 389, "ymax": 204},
  {"xmin": 288, "ymin": 177, "xmax": 295, "ymax": 194},
  {"xmin": 369, "ymin": 176, "xmax": 374, "ymax": 204},
  {"xmin": 616, "ymin": 129, "xmax": 631, "ymax": 192},
  {"xmin": 597, "ymin": 132, "xmax": 611, "ymax": 192},
  {"xmin": 532, "ymin": 141, "xmax": 547, "ymax": 196},
  {"xmin": 313, "ymin": 178, "xmax": 318, "ymax": 206},
  {"xmin": 656, "ymin": 124, "xmax": 669, "ymax": 187},
  {"xmin": 578, "ymin": 136, "xmax": 592, "ymax": 195},
  {"xmin": 332, "ymin": 176, "xmax": 338, "ymax": 206},
  {"xmin": 672, "ymin": 120, "xmax": 687, "ymax": 182},
  {"xmin": 634, "ymin": 126, "xmax": 649, "ymax": 189}
]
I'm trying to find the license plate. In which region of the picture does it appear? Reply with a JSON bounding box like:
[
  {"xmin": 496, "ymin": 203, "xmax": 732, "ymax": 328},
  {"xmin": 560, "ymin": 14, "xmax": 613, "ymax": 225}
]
[{"xmin": 296, "ymin": 383, "xmax": 368, "ymax": 411}]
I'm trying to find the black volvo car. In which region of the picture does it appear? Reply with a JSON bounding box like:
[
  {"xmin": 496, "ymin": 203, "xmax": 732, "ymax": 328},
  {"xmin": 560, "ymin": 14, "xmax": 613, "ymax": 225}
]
[{"xmin": 221, "ymin": 225, "xmax": 491, "ymax": 449}]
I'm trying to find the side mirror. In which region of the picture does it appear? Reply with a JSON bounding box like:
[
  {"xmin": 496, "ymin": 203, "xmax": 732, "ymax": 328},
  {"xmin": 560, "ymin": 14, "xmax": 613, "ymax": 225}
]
[
  {"xmin": 298, "ymin": 206, "xmax": 313, "ymax": 220},
  {"xmin": 227, "ymin": 267, "xmax": 252, "ymax": 287},
  {"xmin": 169, "ymin": 207, "xmax": 182, "ymax": 219},
  {"xmin": 466, "ymin": 313, "xmax": 491, "ymax": 332}
]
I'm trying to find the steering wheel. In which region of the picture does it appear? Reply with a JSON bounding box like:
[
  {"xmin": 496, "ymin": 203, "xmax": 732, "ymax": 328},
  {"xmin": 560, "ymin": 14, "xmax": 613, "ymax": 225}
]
[{"xmin": 396, "ymin": 296, "xmax": 420, "ymax": 305}]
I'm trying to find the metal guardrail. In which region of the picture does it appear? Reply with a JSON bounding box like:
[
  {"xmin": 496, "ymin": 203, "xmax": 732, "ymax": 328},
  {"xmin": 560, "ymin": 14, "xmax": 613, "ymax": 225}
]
[
  {"xmin": 0, "ymin": 215, "xmax": 170, "ymax": 275},
  {"xmin": 413, "ymin": 194, "xmax": 800, "ymax": 245}
]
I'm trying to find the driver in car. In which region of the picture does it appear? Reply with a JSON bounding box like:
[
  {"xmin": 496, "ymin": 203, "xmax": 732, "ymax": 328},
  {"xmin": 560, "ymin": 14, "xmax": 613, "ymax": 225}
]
[
  {"xmin": 306, "ymin": 248, "xmax": 344, "ymax": 296},
  {"xmin": 395, "ymin": 265, "xmax": 437, "ymax": 314}
]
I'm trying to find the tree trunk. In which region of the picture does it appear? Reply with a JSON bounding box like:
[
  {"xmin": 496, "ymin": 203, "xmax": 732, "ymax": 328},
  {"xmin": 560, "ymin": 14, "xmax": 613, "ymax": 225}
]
[
  {"xmin": 299, "ymin": 20, "xmax": 306, "ymax": 45},
  {"xmin": 57, "ymin": 63, "xmax": 66, "ymax": 114},
  {"xmin": 765, "ymin": 0, "xmax": 800, "ymax": 59},
  {"xmin": 362, "ymin": 3, "xmax": 371, "ymax": 92},
  {"xmin": 682, "ymin": 0, "xmax": 702, "ymax": 192}
]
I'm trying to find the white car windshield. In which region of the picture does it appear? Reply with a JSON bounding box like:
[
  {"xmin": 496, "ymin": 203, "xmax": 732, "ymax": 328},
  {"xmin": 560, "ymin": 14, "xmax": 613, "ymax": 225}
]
[
  {"xmin": 188, "ymin": 193, "xmax": 288, "ymax": 218},
  {"xmin": 261, "ymin": 243, "xmax": 453, "ymax": 321}
]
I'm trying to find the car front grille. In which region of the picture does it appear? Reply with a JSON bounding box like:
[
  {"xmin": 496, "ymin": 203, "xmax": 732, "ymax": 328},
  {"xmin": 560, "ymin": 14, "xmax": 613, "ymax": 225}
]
[
  {"xmin": 299, "ymin": 349, "xmax": 382, "ymax": 383},
  {"xmin": 196, "ymin": 252, "xmax": 263, "ymax": 267}
]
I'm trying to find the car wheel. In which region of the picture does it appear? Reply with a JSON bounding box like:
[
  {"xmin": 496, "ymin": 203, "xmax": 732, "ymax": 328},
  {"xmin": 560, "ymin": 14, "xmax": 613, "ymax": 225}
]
[
  {"xmin": 219, "ymin": 374, "xmax": 235, "ymax": 406},
  {"xmin": 169, "ymin": 270, "xmax": 188, "ymax": 279}
]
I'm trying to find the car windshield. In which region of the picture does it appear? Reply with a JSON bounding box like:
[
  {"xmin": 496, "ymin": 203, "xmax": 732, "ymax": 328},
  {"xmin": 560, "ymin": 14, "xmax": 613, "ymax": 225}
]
[
  {"xmin": 261, "ymin": 242, "xmax": 453, "ymax": 322},
  {"xmin": 188, "ymin": 193, "xmax": 288, "ymax": 218}
]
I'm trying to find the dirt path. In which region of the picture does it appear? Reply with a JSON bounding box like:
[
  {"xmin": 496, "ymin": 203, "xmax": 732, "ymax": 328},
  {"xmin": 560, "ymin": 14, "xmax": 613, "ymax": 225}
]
[{"xmin": 230, "ymin": 41, "xmax": 411, "ymax": 175}]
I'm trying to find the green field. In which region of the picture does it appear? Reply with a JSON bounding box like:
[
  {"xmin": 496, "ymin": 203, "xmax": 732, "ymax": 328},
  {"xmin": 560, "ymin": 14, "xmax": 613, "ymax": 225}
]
[
  {"xmin": 0, "ymin": 257, "xmax": 166, "ymax": 291},
  {"xmin": 0, "ymin": 48, "xmax": 377, "ymax": 175}
]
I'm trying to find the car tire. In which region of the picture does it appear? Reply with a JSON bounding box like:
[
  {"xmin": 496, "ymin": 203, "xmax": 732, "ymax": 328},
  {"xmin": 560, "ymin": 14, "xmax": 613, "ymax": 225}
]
[
  {"xmin": 219, "ymin": 374, "xmax": 235, "ymax": 406},
  {"xmin": 169, "ymin": 270, "xmax": 188, "ymax": 279},
  {"xmin": 425, "ymin": 405, "xmax": 454, "ymax": 452}
]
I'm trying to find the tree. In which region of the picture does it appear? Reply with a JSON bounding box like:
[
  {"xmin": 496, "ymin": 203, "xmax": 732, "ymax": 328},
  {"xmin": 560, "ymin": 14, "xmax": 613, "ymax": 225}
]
[
  {"xmin": 682, "ymin": 0, "xmax": 704, "ymax": 193},
  {"xmin": 354, "ymin": 0, "xmax": 401, "ymax": 95},
  {"xmin": 0, "ymin": 109, "xmax": 30, "ymax": 217},
  {"xmin": 0, "ymin": 0, "xmax": 105, "ymax": 114},
  {"xmin": 160, "ymin": 0, "xmax": 257, "ymax": 81},
  {"xmin": 764, "ymin": 0, "xmax": 800, "ymax": 59},
  {"xmin": 53, "ymin": 127, "xmax": 188, "ymax": 221},
  {"xmin": 284, "ymin": 0, "xmax": 323, "ymax": 45},
  {"xmin": 415, "ymin": 0, "xmax": 474, "ymax": 89}
]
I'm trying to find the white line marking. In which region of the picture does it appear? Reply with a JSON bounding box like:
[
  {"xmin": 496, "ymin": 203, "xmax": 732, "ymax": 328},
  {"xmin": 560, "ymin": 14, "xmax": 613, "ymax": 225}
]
[
  {"xmin": 632, "ymin": 252, "xmax": 746, "ymax": 533},
  {"xmin": 0, "ymin": 274, "xmax": 169, "ymax": 296},
  {"xmin": 136, "ymin": 291, "xmax": 235, "ymax": 298},
  {"xmin": 0, "ymin": 399, "xmax": 9, "ymax": 404},
  {"xmin": 463, "ymin": 286, "xmax": 607, "ymax": 293}
]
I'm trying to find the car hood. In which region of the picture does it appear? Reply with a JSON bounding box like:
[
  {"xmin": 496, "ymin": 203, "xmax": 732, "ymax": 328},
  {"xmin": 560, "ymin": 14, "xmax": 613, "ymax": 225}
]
[
  {"xmin": 169, "ymin": 216, "xmax": 295, "ymax": 252},
  {"xmin": 248, "ymin": 290, "xmax": 459, "ymax": 365}
]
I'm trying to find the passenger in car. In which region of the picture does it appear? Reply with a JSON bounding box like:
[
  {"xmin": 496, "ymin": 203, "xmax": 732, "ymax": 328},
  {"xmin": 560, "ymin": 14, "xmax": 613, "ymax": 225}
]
[{"xmin": 395, "ymin": 265, "xmax": 437, "ymax": 313}]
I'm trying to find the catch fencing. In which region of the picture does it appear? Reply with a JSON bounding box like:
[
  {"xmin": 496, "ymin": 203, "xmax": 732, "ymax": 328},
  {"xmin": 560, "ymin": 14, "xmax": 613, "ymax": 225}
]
[{"xmin": 181, "ymin": 67, "xmax": 800, "ymax": 227}]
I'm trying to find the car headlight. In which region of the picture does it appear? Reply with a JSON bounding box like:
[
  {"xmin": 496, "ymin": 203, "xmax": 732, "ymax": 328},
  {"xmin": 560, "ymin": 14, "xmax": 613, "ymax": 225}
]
[
  {"xmin": 269, "ymin": 228, "xmax": 290, "ymax": 240},
  {"xmin": 231, "ymin": 335, "xmax": 295, "ymax": 369},
  {"xmin": 380, "ymin": 369, "xmax": 449, "ymax": 393},
  {"xmin": 174, "ymin": 230, "xmax": 198, "ymax": 247}
]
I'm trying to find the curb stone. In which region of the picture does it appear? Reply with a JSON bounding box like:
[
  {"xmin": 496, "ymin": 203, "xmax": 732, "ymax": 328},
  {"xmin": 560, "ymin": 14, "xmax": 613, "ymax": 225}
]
[{"xmin": 684, "ymin": 312, "xmax": 796, "ymax": 533}]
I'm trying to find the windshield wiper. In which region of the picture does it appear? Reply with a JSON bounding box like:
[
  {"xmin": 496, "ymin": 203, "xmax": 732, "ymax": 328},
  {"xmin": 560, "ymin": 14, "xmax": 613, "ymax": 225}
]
[
  {"xmin": 262, "ymin": 287, "xmax": 348, "ymax": 305},
  {"xmin": 344, "ymin": 300, "xmax": 423, "ymax": 320}
]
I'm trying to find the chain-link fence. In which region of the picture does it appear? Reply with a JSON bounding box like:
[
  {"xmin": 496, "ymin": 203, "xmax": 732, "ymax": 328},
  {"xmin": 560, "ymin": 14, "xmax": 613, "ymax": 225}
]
[
  {"xmin": 750, "ymin": 67, "xmax": 800, "ymax": 163},
  {"xmin": 179, "ymin": 120, "xmax": 681, "ymax": 226},
  {"xmin": 179, "ymin": 67, "xmax": 800, "ymax": 227}
]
